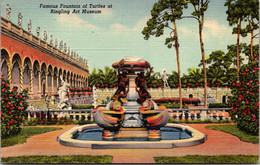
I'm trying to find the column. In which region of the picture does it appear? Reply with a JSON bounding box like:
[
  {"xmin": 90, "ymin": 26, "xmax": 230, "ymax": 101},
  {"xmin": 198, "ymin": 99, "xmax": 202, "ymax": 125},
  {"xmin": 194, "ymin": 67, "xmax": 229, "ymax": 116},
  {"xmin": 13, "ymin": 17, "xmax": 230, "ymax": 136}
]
[
  {"xmin": 7, "ymin": 63, "xmax": 12, "ymax": 87},
  {"xmin": 29, "ymin": 68, "xmax": 33, "ymax": 94},
  {"xmin": 45, "ymin": 71, "xmax": 48, "ymax": 94},
  {"xmin": 38, "ymin": 70, "xmax": 41, "ymax": 93},
  {"xmin": 20, "ymin": 66, "xmax": 24, "ymax": 91},
  {"xmin": 51, "ymin": 73, "xmax": 54, "ymax": 93},
  {"xmin": 57, "ymin": 75, "xmax": 59, "ymax": 89}
]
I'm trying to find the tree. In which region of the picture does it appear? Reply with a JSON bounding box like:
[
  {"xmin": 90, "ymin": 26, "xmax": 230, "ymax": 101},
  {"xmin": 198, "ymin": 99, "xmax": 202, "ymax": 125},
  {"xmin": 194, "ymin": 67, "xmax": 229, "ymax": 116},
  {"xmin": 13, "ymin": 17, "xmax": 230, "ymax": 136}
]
[
  {"xmin": 207, "ymin": 67, "xmax": 226, "ymax": 86},
  {"xmin": 224, "ymin": 0, "xmax": 257, "ymax": 81},
  {"xmin": 1, "ymin": 76, "xmax": 28, "ymax": 138},
  {"xmin": 88, "ymin": 67, "xmax": 117, "ymax": 88},
  {"xmin": 189, "ymin": 0, "xmax": 209, "ymax": 108},
  {"xmin": 142, "ymin": 0, "xmax": 188, "ymax": 108},
  {"xmin": 228, "ymin": 55, "xmax": 259, "ymax": 135},
  {"xmin": 88, "ymin": 68, "xmax": 101, "ymax": 87},
  {"xmin": 145, "ymin": 71, "xmax": 163, "ymax": 88},
  {"xmin": 187, "ymin": 67, "xmax": 204, "ymax": 86},
  {"xmin": 168, "ymin": 71, "xmax": 179, "ymax": 87},
  {"xmin": 99, "ymin": 67, "xmax": 118, "ymax": 88},
  {"xmin": 245, "ymin": 0, "xmax": 259, "ymax": 58}
]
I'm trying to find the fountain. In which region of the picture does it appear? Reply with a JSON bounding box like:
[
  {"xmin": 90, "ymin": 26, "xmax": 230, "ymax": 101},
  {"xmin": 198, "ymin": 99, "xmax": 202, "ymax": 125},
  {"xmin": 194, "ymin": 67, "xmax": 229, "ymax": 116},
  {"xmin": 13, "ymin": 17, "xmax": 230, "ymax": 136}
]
[{"xmin": 58, "ymin": 57, "xmax": 206, "ymax": 149}]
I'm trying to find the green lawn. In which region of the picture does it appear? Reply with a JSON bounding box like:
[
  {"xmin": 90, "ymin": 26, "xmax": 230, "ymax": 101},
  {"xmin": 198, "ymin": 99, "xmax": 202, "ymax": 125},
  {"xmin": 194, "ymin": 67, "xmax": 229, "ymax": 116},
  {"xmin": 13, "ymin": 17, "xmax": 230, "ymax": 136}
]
[
  {"xmin": 1, "ymin": 155, "xmax": 113, "ymax": 163},
  {"xmin": 205, "ymin": 125, "xmax": 259, "ymax": 143},
  {"xmin": 154, "ymin": 155, "xmax": 259, "ymax": 163},
  {"xmin": 1, "ymin": 127, "xmax": 62, "ymax": 147}
]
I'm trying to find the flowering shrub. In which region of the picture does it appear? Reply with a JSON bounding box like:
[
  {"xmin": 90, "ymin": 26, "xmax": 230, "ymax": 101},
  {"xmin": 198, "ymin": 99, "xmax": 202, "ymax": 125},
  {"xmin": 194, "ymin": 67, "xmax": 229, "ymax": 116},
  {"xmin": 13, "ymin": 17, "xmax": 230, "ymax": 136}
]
[
  {"xmin": 153, "ymin": 98, "xmax": 201, "ymax": 105},
  {"xmin": 1, "ymin": 76, "xmax": 28, "ymax": 138},
  {"xmin": 228, "ymin": 55, "xmax": 259, "ymax": 135}
]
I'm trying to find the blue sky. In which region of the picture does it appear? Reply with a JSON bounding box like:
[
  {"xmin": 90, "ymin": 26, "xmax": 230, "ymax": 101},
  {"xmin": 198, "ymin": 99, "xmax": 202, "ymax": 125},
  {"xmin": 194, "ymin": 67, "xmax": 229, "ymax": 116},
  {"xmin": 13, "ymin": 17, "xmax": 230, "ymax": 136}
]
[{"xmin": 1, "ymin": 0, "xmax": 255, "ymax": 75}]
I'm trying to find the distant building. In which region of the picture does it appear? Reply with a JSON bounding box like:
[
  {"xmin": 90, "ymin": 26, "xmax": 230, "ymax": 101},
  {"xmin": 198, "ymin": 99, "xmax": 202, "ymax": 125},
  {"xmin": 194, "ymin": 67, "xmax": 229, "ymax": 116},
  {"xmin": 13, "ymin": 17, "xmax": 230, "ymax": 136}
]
[{"xmin": 1, "ymin": 17, "xmax": 89, "ymax": 99}]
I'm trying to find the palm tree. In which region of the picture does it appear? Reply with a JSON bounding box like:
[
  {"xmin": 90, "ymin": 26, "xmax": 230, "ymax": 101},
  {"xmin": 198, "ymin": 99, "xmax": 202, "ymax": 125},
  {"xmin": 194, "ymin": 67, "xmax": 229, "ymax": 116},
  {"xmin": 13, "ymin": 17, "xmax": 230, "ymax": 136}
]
[
  {"xmin": 100, "ymin": 67, "xmax": 118, "ymax": 87},
  {"xmin": 207, "ymin": 67, "xmax": 226, "ymax": 86},
  {"xmin": 187, "ymin": 67, "xmax": 204, "ymax": 85}
]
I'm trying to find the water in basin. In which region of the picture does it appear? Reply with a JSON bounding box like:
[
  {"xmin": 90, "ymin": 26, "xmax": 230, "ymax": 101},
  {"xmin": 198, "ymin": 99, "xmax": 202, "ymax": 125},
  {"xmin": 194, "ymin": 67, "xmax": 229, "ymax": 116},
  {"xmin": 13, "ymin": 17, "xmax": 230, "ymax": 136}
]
[{"xmin": 73, "ymin": 126, "xmax": 192, "ymax": 141}]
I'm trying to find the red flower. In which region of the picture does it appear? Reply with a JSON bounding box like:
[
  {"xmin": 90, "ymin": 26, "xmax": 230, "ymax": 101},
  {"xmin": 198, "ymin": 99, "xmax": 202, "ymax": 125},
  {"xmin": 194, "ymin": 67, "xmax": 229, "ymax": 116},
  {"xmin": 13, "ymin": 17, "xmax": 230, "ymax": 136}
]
[
  {"xmin": 243, "ymin": 72, "xmax": 247, "ymax": 75},
  {"xmin": 246, "ymin": 69, "xmax": 249, "ymax": 72},
  {"xmin": 249, "ymin": 81, "xmax": 252, "ymax": 83},
  {"xmin": 8, "ymin": 111, "xmax": 12, "ymax": 114},
  {"xmin": 256, "ymin": 81, "xmax": 259, "ymax": 84},
  {"xmin": 245, "ymin": 91, "xmax": 249, "ymax": 94},
  {"xmin": 7, "ymin": 125, "xmax": 10, "ymax": 129},
  {"xmin": 232, "ymin": 82, "xmax": 236, "ymax": 86},
  {"xmin": 2, "ymin": 88, "xmax": 5, "ymax": 92},
  {"xmin": 5, "ymin": 98, "xmax": 8, "ymax": 100},
  {"xmin": 15, "ymin": 95, "xmax": 18, "ymax": 98},
  {"xmin": 246, "ymin": 101, "xmax": 249, "ymax": 104},
  {"xmin": 1, "ymin": 116, "xmax": 5, "ymax": 120},
  {"xmin": 15, "ymin": 116, "xmax": 18, "ymax": 119},
  {"xmin": 248, "ymin": 84, "xmax": 252, "ymax": 88},
  {"xmin": 7, "ymin": 122, "xmax": 10, "ymax": 125},
  {"xmin": 20, "ymin": 101, "xmax": 23, "ymax": 104},
  {"xmin": 241, "ymin": 81, "xmax": 245, "ymax": 85},
  {"xmin": 6, "ymin": 105, "xmax": 9, "ymax": 108},
  {"xmin": 19, "ymin": 95, "xmax": 22, "ymax": 98}
]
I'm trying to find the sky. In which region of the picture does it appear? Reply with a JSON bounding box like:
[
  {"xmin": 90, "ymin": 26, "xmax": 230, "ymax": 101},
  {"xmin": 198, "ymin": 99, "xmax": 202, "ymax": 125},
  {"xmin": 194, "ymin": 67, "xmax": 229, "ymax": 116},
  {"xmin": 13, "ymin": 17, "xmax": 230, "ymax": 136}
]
[{"xmin": 1, "ymin": 0, "xmax": 256, "ymax": 75}]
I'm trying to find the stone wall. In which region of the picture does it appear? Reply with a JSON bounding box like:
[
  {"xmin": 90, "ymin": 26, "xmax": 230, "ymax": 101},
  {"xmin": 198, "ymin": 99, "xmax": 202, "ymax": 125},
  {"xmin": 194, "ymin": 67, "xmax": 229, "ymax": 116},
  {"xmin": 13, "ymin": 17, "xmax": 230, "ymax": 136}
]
[{"xmin": 95, "ymin": 87, "xmax": 232, "ymax": 105}]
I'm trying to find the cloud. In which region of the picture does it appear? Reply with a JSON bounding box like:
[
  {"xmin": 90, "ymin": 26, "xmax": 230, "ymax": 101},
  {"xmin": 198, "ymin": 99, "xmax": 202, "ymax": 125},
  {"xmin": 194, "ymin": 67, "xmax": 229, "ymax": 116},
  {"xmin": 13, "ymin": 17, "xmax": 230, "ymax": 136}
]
[
  {"xmin": 93, "ymin": 7, "xmax": 114, "ymax": 19},
  {"xmin": 109, "ymin": 16, "xmax": 150, "ymax": 34},
  {"xmin": 204, "ymin": 20, "xmax": 232, "ymax": 40},
  {"xmin": 56, "ymin": 14, "xmax": 98, "ymax": 30},
  {"xmin": 110, "ymin": 23, "xmax": 129, "ymax": 32}
]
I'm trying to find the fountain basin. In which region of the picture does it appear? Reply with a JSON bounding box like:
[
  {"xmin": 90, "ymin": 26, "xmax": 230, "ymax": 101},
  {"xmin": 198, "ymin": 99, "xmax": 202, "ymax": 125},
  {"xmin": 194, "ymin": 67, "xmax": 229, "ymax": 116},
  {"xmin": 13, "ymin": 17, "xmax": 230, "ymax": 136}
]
[{"xmin": 57, "ymin": 124, "xmax": 206, "ymax": 149}]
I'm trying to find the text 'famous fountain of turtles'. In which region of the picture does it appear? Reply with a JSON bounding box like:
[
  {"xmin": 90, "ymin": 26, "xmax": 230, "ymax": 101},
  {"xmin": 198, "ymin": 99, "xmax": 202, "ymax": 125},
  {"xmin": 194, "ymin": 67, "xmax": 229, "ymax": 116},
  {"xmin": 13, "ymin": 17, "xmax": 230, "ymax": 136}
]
[{"xmin": 93, "ymin": 57, "xmax": 170, "ymax": 140}]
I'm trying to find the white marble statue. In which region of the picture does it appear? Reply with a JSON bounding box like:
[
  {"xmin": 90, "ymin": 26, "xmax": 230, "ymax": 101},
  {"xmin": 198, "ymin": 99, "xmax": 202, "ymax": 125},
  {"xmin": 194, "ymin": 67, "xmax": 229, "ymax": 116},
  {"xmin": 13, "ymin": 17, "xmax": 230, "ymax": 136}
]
[
  {"xmin": 50, "ymin": 35, "xmax": 53, "ymax": 45},
  {"xmin": 161, "ymin": 69, "xmax": 169, "ymax": 88},
  {"xmin": 6, "ymin": 4, "xmax": 11, "ymax": 20},
  {"xmin": 43, "ymin": 31, "xmax": 47, "ymax": 41},
  {"xmin": 58, "ymin": 75, "xmax": 71, "ymax": 110},
  {"xmin": 18, "ymin": 13, "xmax": 22, "ymax": 27},
  {"xmin": 36, "ymin": 27, "xmax": 40, "ymax": 37},
  {"xmin": 55, "ymin": 38, "xmax": 58, "ymax": 48},
  {"xmin": 28, "ymin": 19, "xmax": 32, "ymax": 32}
]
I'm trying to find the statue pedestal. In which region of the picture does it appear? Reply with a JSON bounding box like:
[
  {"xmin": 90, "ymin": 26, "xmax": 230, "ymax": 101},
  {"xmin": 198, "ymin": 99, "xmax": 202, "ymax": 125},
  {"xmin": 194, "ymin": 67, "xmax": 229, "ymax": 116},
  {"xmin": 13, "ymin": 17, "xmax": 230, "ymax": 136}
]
[{"xmin": 121, "ymin": 101, "xmax": 143, "ymax": 127}]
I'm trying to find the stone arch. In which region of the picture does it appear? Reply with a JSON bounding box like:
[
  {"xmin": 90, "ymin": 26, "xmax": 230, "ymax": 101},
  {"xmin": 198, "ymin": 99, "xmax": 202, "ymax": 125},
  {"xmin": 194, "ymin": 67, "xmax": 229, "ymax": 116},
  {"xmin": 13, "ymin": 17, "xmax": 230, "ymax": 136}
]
[
  {"xmin": 11, "ymin": 53, "xmax": 22, "ymax": 91},
  {"xmin": 47, "ymin": 65, "xmax": 53, "ymax": 93},
  {"xmin": 23, "ymin": 57, "xmax": 32, "ymax": 91},
  {"xmin": 222, "ymin": 95, "xmax": 227, "ymax": 104},
  {"xmin": 33, "ymin": 60, "xmax": 40, "ymax": 94},
  {"xmin": 1, "ymin": 49, "xmax": 10, "ymax": 80},
  {"xmin": 41, "ymin": 62, "xmax": 47, "ymax": 96}
]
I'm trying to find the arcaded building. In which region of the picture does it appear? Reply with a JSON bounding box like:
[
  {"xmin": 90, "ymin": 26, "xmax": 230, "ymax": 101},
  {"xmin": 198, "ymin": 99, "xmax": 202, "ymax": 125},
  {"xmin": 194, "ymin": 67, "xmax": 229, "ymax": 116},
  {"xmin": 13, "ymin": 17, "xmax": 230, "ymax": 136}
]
[{"xmin": 1, "ymin": 17, "xmax": 89, "ymax": 99}]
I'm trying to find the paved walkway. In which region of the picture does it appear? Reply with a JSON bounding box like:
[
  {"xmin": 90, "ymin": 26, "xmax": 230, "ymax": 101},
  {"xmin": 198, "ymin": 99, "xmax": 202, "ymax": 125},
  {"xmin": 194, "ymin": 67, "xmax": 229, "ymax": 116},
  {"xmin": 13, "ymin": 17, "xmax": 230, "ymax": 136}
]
[{"xmin": 1, "ymin": 124, "xmax": 259, "ymax": 163}]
